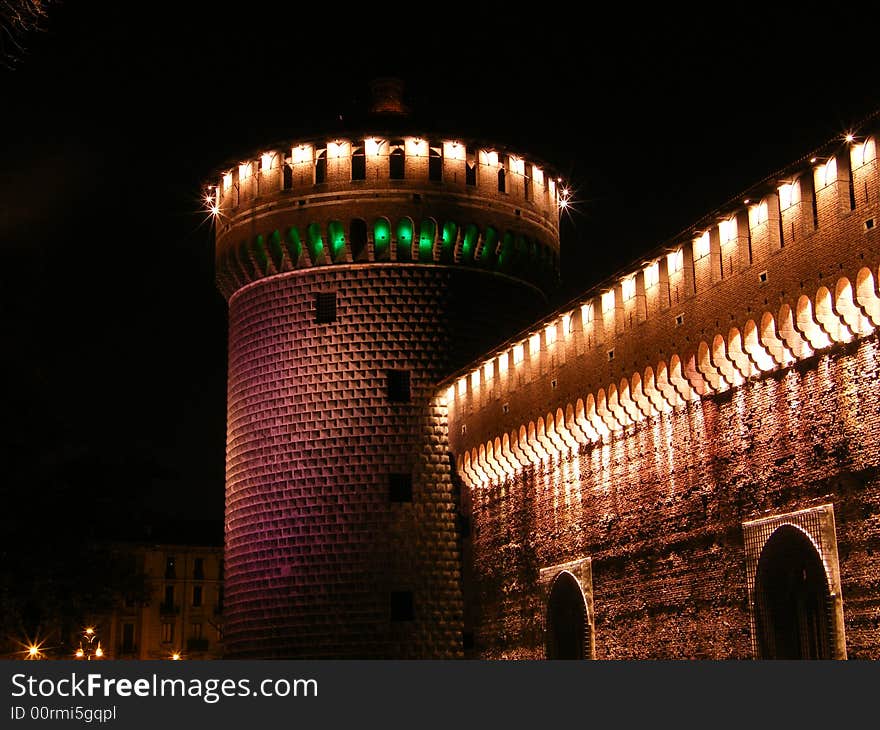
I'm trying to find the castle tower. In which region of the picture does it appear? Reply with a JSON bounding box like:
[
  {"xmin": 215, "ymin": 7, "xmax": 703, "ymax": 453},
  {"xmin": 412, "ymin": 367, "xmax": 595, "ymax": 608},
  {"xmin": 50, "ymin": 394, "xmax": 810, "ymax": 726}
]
[{"xmin": 208, "ymin": 83, "xmax": 565, "ymax": 658}]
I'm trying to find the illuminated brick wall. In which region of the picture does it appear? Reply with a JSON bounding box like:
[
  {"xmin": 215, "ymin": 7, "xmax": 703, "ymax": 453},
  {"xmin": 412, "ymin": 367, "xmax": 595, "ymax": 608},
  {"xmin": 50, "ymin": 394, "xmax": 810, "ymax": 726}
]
[
  {"xmin": 459, "ymin": 340, "xmax": 880, "ymax": 658},
  {"xmin": 447, "ymin": 129, "xmax": 880, "ymax": 659},
  {"xmin": 223, "ymin": 264, "xmax": 543, "ymax": 658}
]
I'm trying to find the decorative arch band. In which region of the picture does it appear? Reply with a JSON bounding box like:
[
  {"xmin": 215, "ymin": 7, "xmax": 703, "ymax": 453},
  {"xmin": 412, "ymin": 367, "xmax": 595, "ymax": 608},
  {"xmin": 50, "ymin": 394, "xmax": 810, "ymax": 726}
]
[
  {"xmin": 216, "ymin": 217, "xmax": 559, "ymax": 299},
  {"xmin": 456, "ymin": 265, "xmax": 880, "ymax": 488}
]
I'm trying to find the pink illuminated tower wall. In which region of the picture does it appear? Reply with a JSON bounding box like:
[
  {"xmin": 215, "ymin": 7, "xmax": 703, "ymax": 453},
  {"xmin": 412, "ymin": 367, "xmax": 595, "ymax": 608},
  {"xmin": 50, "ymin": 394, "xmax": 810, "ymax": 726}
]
[{"xmin": 209, "ymin": 82, "xmax": 565, "ymax": 657}]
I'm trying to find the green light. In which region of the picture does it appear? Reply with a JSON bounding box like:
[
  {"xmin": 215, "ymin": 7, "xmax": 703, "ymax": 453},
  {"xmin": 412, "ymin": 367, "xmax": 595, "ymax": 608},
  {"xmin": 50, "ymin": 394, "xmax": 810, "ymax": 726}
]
[
  {"xmin": 307, "ymin": 223, "xmax": 325, "ymax": 264},
  {"xmin": 252, "ymin": 234, "xmax": 270, "ymax": 276},
  {"xmin": 461, "ymin": 224, "xmax": 478, "ymax": 263},
  {"xmin": 419, "ymin": 219, "xmax": 436, "ymax": 262},
  {"xmin": 495, "ymin": 232, "xmax": 514, "ymax": 272},
  {"xmin": 396, "ymin": 218, "xmax": 413, "ymax": 261},
  {"xmin": 480, "ymin": 226, "xmax": 498, "ymax": 265},
  {"xmin": 328, "ymin": 220, "xmax": 346, "ymax": 262},
  {"xmin": 440, "ymin": 221, "xmax": 457, "ymax": 263},
  {"xmin": 286, "ymin": 227, "xmax": 303, "ymax": 266},
  {"xmin": 374, "ymin": 218, "xmax": 391, "ymax": 261},
  {"xmin": 268, "ymin": 230, "xmax": 284, "ymax": 271}
]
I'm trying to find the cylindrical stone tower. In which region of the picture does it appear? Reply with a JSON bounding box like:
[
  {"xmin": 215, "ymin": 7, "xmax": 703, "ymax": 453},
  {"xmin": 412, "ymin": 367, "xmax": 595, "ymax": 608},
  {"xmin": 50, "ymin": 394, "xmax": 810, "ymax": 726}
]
[{"xmin": 209, "ymin": 85, "xmax": 564, "ymax": 657}]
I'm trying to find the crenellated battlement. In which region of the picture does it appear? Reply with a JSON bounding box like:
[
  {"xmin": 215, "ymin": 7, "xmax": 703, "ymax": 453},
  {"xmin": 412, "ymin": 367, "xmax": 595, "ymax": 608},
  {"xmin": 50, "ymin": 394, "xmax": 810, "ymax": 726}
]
[
  {"xmin": 444, "ymin": 122, "xmax": 880, "ymax": 484},
  {"xmin": 208, "ymin": 132, "xmax": 566, "ymax": 299}
]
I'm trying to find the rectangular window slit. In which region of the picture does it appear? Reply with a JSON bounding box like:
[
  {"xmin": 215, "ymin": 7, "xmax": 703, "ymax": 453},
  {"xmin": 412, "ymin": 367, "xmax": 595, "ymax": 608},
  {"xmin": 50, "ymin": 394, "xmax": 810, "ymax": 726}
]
[
  {"xmin": 315, "ymin": 291, "xmax": 337, "ymax": 323},
  {"xmin": 389, "ymin": 473, "xmax": 413, "ymax": 503},
  {"xmin": 387, "ymin": 370, "xmax": 411, "ymax": 402}
]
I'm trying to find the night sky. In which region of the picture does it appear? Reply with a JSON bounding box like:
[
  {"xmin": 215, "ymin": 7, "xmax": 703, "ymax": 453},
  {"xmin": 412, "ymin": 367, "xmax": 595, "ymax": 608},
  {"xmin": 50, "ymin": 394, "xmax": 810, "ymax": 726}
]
[{"xmin": 2, "ymin": 3, "xmax": 879, "ymax": 552}]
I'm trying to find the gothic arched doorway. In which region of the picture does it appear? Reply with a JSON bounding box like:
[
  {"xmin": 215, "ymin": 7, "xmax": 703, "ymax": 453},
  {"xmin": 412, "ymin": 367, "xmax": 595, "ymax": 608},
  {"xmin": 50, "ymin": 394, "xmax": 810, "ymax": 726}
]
[
  {"xmin": 545, "ymin": 571, "xmax": 589, "ymax": 659},
  {"xmin": 753, "ymin": 525, "xmax": 833, "ymax": 659}
]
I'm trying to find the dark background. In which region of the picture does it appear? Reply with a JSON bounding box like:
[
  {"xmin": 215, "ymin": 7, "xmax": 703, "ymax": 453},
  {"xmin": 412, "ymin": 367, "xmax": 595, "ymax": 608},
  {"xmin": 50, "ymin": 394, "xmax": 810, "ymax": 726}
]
[{"xmin": 1, "ymin": 2, "xmax": 878, "ymax": 629}]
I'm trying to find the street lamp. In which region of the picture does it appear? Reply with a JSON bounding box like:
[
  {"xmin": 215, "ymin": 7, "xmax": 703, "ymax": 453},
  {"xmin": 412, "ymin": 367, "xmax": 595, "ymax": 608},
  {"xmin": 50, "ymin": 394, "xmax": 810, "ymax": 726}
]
[
  {"xmin": 75, "ymin": 626, "xmax": 104, "ymax": 660},
  {"xmin": 18, "ymin": 636, "xmax": 46, "ymax": 660}
]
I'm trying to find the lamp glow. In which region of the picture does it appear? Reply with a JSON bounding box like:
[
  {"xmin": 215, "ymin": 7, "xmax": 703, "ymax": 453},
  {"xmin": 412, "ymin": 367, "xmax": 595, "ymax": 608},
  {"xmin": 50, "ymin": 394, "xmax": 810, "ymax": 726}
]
[
  {"xmin": 292, "ymin": 144, "xmax": 312, "ymax": 164},
  {"xmin": 562, "ymin": 312, "xmax": 572, "ymax": 335},
  {"xmin": 443, "ymin": 141, "xmax": 464, "ymax": 161},
  {"xmin": 719, "ymin": 217, "xmax": 738, "ymax": 245},
  {"xmin": 644, "ymin": 261, "xmax": 660, "ymax": 288},
  {"xmin": 601, "ymin": 289, "xmax": 616, "ymax": 313},
  {"xmin": 749, "ymin": 201, "xmax": 769, "ymax": 226},
  {"xmin": 815, "ymin": 158, "xmax": 837, "ymax": 189},
  {"xmin": 693, "ymin": 231, "xmax": 710, "ymax": 259},
  {"xmin": 365, "ymin": 138, "xmax": 382, "ymax": 156},
  {"xmin": 778, "ymin": 182, "xmax": 797, "ymax": 211},
  {"xmin": 529, "ymin": 333, "xmax": 540, "ymax": 356},
  {"xmin": 581, "ymin": 302, "xmax": 594, "ymax": 325}
]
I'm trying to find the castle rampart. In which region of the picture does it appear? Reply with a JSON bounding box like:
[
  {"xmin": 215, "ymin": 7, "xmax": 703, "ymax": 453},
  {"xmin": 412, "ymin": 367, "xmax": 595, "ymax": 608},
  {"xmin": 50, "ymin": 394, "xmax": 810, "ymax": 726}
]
[
  {"xmin": 446, "ymin": 131, "xmax": 880, "ymax": 471},
  {"xmin": 211, "ymin": 133, "xmax": 563, "ymax": 300},
  {"xmin": 442, "ymin": 121, "xmax": 880, "ymax": 659}
]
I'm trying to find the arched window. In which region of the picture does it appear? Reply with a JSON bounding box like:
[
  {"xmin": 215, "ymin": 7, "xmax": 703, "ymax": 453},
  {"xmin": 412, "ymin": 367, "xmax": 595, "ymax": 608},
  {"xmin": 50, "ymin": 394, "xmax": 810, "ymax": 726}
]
[
  {"xmin": 754, "ymin": 526, "xmax": 834, "ymax": 659},
  {"xmin": 327, "ymin": 220, "xmax": 346, "ymax": 262},
  {"xmin": 267, "ymin": 229, "xmax": 284, "ymax": 271},
  {"xmin": 373, "ymin": 218, "xmax": 391, "ymax": 261},
  {"xmin": 306, "ymin": 222, "xmax": 325, "ymax": 264},
  {"xmin": 460, "ymin": 224, "xmax": 479, "ymax": 263},
  {"xmin": 497, "ymin": 231, "xmax": 515, "ymax": 272},
  {"xmin": 315, "ymin": 149, "xmax": 327, "ymax": 185},
  {"xmin": 352, "ymin": 146, "xmax": 366, "ymax": 181},
  {"xmin": 545, "ymin": 572, "xmax": 588, "ymax": 659},
  {"xmin": 440, "ymin": 221, "xmax": 457, "ymax": 263},
  {"xmin": 479, "ymin": 226, "xmax": 498, "ymax": 266},
  {"xmin": 429, "ymin": 145, "xmax": 442, "ymax": 182},
  {"xmin": 497, "ymin": 168, "xmax": 506, "ymax": 193},
  {"xmin": 285, "ymin": 227, "xmax": 303, "ymax": 266},
  {"xmin": 350, "ymin": 218, "xmax": 368, "ymax": 261},
  {"xmin": 282, "ymin": 164, "xmax": 293, "ymax": 190},
  {"xmin": 251, "ymin": 234, "xmax": 269, "ymax": 276},
  {"xmin": 396, "ymin": 218, "xmax": 413, "ymax": 261},
  {"xmin": 390, "ymin": 146, "xmax": 405, "ymax": 180},
  {"xmin": 418, "ymin": 219, "xmax": 436, "ymax": 262}
]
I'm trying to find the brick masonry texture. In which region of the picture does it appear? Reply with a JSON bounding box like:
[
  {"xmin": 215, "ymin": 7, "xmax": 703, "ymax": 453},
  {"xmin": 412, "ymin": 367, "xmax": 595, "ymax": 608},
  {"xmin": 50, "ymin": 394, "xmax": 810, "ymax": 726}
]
[
  {"xmin": 447, "ymin": 133, "xmax": 880, "ymax": 659},
  {"xmin": 462, "ymin": 340, "xmax": 880, "ymax": 658},
  {"xmin": 215, "ymin": 115, "xmax": 880, "ymax": 659},
  {"xmin": 223, "ymin": 264, "xmax": 543, "ymax": 658}
]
